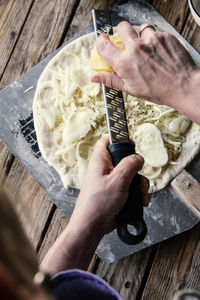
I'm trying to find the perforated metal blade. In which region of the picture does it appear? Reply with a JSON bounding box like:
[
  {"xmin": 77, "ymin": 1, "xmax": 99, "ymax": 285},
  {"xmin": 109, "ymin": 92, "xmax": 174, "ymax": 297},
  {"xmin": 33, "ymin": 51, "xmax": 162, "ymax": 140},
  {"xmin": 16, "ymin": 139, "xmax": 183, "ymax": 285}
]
[{"xmin": 92, "ymin": 9, "xmax": 129, "ymax": 144}]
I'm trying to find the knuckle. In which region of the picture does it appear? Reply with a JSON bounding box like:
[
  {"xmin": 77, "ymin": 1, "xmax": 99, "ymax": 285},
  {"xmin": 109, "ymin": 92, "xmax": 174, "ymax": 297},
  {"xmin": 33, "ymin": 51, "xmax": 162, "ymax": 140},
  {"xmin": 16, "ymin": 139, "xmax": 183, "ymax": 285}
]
[
  {"xmin": 96, "ymin": 36, "xmax": 109, "ymax": 53},
  {"xmin": 114, "ymin": 58, "xmax": 128, "ymax": 74},
  {"xmin": 162, "ymin": 32, "xmax": 173, "ymax": 40},
  {"xmin": 95, "ymin": 138, "xmax": 104, "ymax": 150},
  {"xmin": 127, "ymin": 154, "xmax": 144, "ymax": 170},
  {"xmin": 117, "ymin": 21, "xmax": 128, "ymax": 29},
  {"xmin": 131, "ymin": 41, "xmax": 143, "ymax": 55},
  {"xmin": 104, "ymin": 74, "xmax": 115, "ymax": 88},
  {"xmin": 149, "ymin": 31, "xmax": 160, "ymax": 43}
]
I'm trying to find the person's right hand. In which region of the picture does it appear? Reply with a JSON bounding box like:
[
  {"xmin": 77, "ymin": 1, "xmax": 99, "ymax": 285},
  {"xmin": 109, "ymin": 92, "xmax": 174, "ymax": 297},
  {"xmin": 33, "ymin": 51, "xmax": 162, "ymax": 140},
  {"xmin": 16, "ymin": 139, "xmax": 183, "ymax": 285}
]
[{"xmin": 91, "ymin": 22, "xmax": 199, "ymax": 108}]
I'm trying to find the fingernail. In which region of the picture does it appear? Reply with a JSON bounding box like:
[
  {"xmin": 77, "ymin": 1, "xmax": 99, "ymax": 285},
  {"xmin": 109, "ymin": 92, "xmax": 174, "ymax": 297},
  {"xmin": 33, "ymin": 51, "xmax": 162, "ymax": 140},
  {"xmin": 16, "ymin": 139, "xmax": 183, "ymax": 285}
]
[
  {"xmin": 144, "ymin": 177, "xmax": 150, "ymax": 187},
  {"xmin": 132, "ymin": 154, "xmax": 144, "ymax": 164},
  {"xmin": 91, "ymin": 74, "xmax": 100, "ymax": 82}
]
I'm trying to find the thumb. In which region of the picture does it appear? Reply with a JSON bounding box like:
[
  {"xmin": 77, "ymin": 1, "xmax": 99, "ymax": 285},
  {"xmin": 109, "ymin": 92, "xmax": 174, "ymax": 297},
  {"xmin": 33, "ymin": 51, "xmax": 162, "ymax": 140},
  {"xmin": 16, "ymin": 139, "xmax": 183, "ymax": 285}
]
[
  {"xmin": 91, "ymin": 72, "xmax": 125, "ymax": 91},
  {"xmin": 112, "ymin": 154, "xmax": 144, "ymax": 187}
]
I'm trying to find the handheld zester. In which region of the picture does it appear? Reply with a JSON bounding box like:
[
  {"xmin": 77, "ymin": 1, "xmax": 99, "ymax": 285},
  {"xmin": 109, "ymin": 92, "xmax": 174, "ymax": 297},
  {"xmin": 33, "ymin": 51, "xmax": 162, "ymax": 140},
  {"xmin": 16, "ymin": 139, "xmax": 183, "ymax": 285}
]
[{"xmin": 92, "ymin": 9, "xmax": 147, "ymax": 244}]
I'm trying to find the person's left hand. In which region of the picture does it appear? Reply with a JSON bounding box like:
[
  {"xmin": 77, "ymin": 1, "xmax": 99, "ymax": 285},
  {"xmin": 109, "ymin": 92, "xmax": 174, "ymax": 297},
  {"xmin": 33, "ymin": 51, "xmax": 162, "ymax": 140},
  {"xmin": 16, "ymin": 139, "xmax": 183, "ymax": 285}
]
[{"xmin": 70, "ymin": 137, "xmax": 149, "ymax": 235}]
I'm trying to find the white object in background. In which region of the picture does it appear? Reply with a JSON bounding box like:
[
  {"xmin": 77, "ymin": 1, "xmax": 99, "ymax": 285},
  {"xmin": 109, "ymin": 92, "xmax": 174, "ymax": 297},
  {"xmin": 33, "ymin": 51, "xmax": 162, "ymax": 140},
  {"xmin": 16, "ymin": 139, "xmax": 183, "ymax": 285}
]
[{"xmin": 188, "ymin": 0, "xmax": 200, "ymax": 26}]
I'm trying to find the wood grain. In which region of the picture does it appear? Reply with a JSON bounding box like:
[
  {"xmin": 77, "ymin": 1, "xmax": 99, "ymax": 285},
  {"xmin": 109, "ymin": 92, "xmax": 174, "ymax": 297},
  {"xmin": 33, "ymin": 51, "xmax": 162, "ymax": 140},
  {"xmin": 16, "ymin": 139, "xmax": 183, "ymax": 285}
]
[
  {"xmin": 64, "ymin": 0, "xmax": 116, "ymax": 42},
  {"xmin": 141, "ymin": 224, "xmax": 200, "ymax": 299},
  {"xmin": 182, "ymin": 13, "xmax": 200, "ymax": 53},
  {"xmin": 0, "ymin": 0, "xmax": 80, "ymax": 252},
  {"xmin": 0, "ymin": 0, "xmax": 34, "ymax": 78},
  {"xmin": 148, "ymin": 0, "xmax": 189, "ymax": 32},
  {"xmin": 171, "ymin": 170, "xmax": 200, "ymax": 216},
  {"xmin": 3, "ymin": 158, "xmax": 53, "ymax": 249},
  {"xmin": 0, "ymin": 0, "xmax": 34, "ymax": 191},
  {"xmin": 38, "ymin": 208, "xmax": 68, "ymax": 263},
  {"xmin": 0, "ymin": 0, "xmax": 79, "ymax": 89},
  {"xmin": 95, "ymin": 248, "xmax": 154, "ymax": 300},
  {"xmin": 0, "ymin": 1, "xmax": 200, "ymax": 298},
  {"xmin": 0, "ymin": 141, "xmax": 14, "ymax": 182}
]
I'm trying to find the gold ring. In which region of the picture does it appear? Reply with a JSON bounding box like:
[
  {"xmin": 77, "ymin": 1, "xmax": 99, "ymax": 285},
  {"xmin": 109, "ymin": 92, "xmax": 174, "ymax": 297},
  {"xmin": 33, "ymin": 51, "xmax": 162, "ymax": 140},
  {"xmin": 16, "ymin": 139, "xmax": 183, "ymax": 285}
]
[{"xmin": 139, "ymin": 24, "xmax": 156, "ymax": 37}]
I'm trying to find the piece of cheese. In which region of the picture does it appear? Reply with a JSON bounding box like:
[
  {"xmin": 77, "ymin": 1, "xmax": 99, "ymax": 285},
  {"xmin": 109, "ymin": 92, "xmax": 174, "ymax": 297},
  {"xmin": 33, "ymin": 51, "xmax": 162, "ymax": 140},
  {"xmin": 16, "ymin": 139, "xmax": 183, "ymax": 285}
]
[
  {"xmin": 134, "ymin": 123, "xmax": 168, "ymax": 167},
  {"xmin": 90, "ymin": 33, "xmax": 125, "ymax": 72},
  {"xmin": 63, "ymin": 110, "xmax": 93, "ymax": 143}
]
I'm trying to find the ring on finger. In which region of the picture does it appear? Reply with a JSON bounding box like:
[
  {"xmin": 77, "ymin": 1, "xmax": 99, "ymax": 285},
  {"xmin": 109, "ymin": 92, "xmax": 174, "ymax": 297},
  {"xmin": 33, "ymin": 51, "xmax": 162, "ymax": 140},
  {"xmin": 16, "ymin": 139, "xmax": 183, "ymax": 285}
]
[{"xmin": 139, "ymin": 24, "xmax": 156, "ymax": 37}]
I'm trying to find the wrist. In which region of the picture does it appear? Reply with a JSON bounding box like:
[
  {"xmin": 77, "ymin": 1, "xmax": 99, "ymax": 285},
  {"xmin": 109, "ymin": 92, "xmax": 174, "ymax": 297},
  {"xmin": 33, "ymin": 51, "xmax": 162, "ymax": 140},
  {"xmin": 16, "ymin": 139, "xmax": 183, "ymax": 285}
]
[
  {"xmin": 60, "ymin": 215, "xmax": 104, "ymax": 268},
  {"xmin": 67, "ymin": 212, "xmax": 105, "ymax": 243},
  {"xmin": 40, "ymin": 217, "xmax": 104, "ymax": 276},
  {"xmin": 162, "ymin": 69, "xmax": 200, "ymax": 123}
]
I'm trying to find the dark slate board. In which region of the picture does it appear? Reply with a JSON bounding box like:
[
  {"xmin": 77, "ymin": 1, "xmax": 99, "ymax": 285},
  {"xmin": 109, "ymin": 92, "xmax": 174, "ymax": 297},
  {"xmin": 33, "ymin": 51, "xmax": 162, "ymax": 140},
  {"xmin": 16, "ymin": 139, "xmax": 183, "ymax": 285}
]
[{"xmin": 0, "ymin": 0, "xmax": 200, "ymax": 263}]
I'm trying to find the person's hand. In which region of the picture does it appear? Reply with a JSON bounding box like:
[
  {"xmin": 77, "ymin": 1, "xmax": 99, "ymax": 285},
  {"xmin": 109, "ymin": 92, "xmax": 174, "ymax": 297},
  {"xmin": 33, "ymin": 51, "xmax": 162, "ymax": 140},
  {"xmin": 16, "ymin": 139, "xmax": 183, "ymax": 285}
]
[
  {"xmin": 71, "ymin": 137, "xmax": 149, "ymax": 235},
  {"xmin": 40, "ymin": 137, "xmax": 149, "ymax": 274},
  {"xmin": 91, "ymin": 22, "xmax": 198, "ymax": 108}
]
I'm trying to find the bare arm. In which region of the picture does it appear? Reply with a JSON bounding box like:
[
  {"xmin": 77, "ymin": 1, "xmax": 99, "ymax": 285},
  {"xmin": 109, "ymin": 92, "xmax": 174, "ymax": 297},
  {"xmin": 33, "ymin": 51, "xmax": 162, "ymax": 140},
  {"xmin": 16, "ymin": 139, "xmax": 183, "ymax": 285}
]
[
  {"xmin": 40, "ymin": 137, "xmax": 149, "ymax": 276},
  {"xmin": 91, "ymin": 22, "xmax": 200, "ymax": 124}
]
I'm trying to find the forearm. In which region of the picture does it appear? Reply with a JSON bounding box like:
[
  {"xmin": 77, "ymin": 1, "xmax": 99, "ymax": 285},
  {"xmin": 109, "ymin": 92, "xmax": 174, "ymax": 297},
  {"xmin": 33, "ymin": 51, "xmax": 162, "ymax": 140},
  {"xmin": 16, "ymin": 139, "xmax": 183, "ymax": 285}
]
[
  {"xmin": 40, "ymin": 210, "xmax": 104, "ymax": 277},
  {"xmin": 163, "ymin": 69, "xmax": 200, "ymax": 124}
]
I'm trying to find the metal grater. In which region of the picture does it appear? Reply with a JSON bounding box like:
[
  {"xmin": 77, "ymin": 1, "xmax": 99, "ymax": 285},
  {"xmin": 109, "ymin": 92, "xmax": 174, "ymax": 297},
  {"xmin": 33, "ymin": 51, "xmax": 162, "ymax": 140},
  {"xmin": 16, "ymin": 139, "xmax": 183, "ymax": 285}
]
[{"xmin": 92, "ymin": 9, "xmax": 147, "ymax": 245}]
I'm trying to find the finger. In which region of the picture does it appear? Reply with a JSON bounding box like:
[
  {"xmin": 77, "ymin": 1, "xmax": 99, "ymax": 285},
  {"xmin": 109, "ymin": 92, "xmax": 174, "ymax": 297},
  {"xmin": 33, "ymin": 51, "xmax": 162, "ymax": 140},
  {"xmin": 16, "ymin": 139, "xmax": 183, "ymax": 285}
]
[
  {"xmin": 117, "ymin": 21, "xmax": 138, "ymax": 47},
  {"xmin": 89, "ymin": 137, "xmax": 113, "ymax": 174},
  {"xmin": 139, "ymin": 23, "xmax": 156, "ymax": 42},
  {"xmin": 113, "ymin": 154, "xmax": 144, "ymax": 187},
  {"xmin": 92, "ymin": 136, "xmax": 109, "ymax": 158},
  {"xmin": 139, "ymin": 175, "xmax": 150, "ymax": 206},
  {"xmin": 139, "ymin": 175, "xmax": 150, "ymax": 195},
  {"xmin": 143, "ymin": 194, "xmax": 150, "ymax": 206},
  {"xmin": 91, "ymin": 71, "xmax": 125, "ymax": 91},
  {"xmin": 96, "ymin": 34, "xmax": 120, "ymax": 67},
  {"xmin": 129, "ymin": 139, "xmax": 135, "ymax": 146}
]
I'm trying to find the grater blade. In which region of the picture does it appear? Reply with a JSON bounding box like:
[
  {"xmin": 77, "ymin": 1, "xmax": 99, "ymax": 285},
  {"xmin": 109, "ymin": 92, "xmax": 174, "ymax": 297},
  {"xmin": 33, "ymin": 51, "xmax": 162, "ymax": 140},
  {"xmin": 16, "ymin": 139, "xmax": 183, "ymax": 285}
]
[{"xmin": 92, "ymin": 9, "xmax": 129, "ymax": 144}]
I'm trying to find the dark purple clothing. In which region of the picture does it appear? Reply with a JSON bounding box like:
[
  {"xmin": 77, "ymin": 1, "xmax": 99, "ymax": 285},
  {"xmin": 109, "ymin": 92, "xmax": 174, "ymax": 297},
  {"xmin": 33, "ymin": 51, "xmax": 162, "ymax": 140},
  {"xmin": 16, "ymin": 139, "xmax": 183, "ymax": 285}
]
[{"xmin": 51, "ymin": 269, "xmax": 122, "ymax": 300}]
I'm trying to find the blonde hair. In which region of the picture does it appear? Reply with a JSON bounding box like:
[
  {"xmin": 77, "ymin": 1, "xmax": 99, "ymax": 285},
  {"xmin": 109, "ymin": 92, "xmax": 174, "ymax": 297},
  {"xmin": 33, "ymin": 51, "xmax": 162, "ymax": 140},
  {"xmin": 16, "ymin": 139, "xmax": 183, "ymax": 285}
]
[{"xmin": 0, "ymin": 189, "xmax": 39, "ymax": 292}]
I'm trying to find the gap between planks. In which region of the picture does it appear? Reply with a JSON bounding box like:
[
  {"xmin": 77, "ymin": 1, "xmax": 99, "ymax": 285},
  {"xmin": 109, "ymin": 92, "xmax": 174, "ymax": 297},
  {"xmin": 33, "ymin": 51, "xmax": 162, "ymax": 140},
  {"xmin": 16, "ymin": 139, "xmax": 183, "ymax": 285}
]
[{"xmin": 0, "ymin": 0, "xmax": 35, "ymax": 85}]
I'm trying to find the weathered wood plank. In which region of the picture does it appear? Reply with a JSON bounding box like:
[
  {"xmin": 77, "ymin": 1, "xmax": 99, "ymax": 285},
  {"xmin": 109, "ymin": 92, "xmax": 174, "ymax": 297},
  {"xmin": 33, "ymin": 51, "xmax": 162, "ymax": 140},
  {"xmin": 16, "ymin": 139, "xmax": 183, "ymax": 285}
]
[
  {"xmin": 95, "ymin": 248, "xmax": 154, "ymax": 300},
  {"xmin": 88, "ymin": 254, "xmax": 99, "ymax": 273},
  {"xmin": 149, "ymin": 0, "xmax": 200, "ymax": 53},
  {"xmin": 38, "ymin": 208, "xmax": 68, "ymax": 263},
  {"xmin": 171, "ymin": 170, "xmax": 200, "ymax": 216},
  {"xmin": 0, "ymin": 0, "xmax": 79, "ymax": 89},
  {"xmin": 141, "ymin": 224, "xmax": 200, "ymax": 299},
  {"xmin": 182, "ymin": 13, "xmax": 200, "ymax": 53},
  {"xmin": 0, "ymin": 0, "xmax": 34, "ymax": 187},
  {"xmin": 64, "ymin": 0, "xmax": 116, "ymax": 42},
  {"xmin": 0, "ymin": 0, "xmax": 80, "ymax": 251},
  {"xmin": 3, "ymin": 158, "xmax": 53, "ymax": 249},
  {"xmin": 148, "ymin": 0, "xmax": 189, "ymax": 32},
  {"xmin": 0, "ymin": 0, "xmax": 34, "ymax": 78},
  {"xmin": 0, "ymin": 140, "xmax": 14, "ymax": 182},
  {"xmin": 1, "ymin": 3, "xmax": 199, "ymax": 299}
]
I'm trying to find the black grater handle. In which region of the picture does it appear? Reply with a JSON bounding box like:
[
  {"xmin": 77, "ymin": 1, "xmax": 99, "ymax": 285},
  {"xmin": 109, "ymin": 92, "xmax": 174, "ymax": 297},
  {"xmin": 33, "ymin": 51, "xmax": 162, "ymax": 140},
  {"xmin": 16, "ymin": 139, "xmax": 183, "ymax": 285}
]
[{"xmin": 108, "ymin": 142, "xmax": 147, "ymax": 245}]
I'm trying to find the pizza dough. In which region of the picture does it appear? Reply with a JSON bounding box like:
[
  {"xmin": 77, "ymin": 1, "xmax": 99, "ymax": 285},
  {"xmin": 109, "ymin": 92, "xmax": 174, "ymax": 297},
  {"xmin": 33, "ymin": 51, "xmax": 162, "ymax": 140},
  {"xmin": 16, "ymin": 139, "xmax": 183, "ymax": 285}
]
[{"xmin": 33, "ymin": 31, "xmax": 200, "ymax": 193}]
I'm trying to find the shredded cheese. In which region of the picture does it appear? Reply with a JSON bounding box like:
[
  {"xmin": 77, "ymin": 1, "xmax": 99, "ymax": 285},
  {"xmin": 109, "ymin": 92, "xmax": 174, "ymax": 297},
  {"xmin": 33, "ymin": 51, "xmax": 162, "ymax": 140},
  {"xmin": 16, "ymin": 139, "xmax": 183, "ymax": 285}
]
[{"xmin": 34, "ymin": 34, "xmax": 191, "ymax": 190}]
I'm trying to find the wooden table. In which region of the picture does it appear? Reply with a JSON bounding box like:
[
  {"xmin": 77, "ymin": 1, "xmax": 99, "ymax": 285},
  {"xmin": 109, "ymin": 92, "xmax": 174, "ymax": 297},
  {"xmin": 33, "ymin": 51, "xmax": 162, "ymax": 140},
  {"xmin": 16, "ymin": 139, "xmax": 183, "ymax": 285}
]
[{"xmin": 0, "ymin": 0, "xmax": 200, "ymax": 299}]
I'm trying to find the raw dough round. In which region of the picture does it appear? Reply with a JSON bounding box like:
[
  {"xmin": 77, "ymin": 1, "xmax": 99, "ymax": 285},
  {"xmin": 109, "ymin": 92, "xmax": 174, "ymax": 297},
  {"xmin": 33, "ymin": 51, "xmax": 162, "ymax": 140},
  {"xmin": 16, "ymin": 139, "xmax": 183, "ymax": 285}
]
[{"xmin": 33, "ymin": 31, "xmax": 200, "ymax": 193}]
